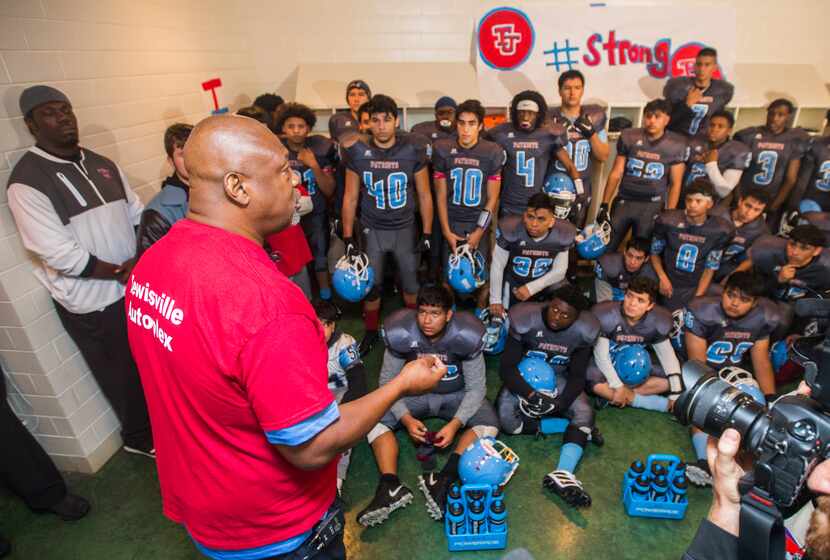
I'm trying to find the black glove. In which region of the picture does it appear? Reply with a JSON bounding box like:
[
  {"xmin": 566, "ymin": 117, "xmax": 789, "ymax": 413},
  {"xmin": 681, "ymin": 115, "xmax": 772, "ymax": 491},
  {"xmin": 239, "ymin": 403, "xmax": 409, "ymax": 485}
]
[
  {"xmin": 521, "ymin": 391, "xmax": 558, "ymax": 418},
  {"xmin": 596, "ymin": 203, "xmax": 611, "ymax": 227},
  {"xmin": 343, "ymin": 237, "xmax": 359, "ymax": 258},
  {"xmin": 574, "ymin": 113, "xmax": 596, "ymax": 138},
  {"xmin": 417, "ymin": 235, "xmax": 432, "ymax": 254}
]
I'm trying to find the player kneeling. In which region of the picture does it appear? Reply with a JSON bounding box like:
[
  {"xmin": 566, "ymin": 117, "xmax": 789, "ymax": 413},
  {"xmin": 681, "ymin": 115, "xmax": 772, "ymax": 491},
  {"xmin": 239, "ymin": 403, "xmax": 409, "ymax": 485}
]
[
  {"xmin": 358, "ymin": 285, "xmax": 499, "ymax": 527},
  {"xmin": 313, "ymin": 300, "xmax": 368, "ymax": 495},
  {"xmin": 495, "ymin": 285, "xmax": 601, "ymax": 508},
  {"xmin": 587, "ymin": 277, "xmax": 683, "ymax": 412}
]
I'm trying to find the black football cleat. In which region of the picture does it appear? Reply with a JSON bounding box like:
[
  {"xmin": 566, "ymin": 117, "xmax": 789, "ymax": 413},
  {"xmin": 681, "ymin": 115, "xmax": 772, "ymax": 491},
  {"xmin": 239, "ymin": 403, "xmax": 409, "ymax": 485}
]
[
  {"xmin": 48, "ymin": 493, "xmax": 91, "ymax": 521},
  {"xmin": 543, "ymin": 470, "xmax": 591, "ymax": 508},
  {"xmin": 417, "ymin": 471, "xmax": 454, "ymax": 521},
  {"xmin": 357, "ymin": 478, "xmax": 414, "ymax": 527}
]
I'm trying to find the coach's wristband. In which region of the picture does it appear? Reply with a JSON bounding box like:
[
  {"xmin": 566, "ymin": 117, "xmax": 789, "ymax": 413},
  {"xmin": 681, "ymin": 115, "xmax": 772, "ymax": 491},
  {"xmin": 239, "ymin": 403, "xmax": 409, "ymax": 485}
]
[{"xmin": 477, "ymin": 210, "xmax": 492, "ymax": 230}]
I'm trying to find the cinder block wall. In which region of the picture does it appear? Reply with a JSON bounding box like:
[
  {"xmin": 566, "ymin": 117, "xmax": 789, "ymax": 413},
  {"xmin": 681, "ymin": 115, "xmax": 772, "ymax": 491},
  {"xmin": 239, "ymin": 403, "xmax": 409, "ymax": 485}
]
[{"xmin": 0, "ymin": 0, "xmax": 262, "ymax": 473}]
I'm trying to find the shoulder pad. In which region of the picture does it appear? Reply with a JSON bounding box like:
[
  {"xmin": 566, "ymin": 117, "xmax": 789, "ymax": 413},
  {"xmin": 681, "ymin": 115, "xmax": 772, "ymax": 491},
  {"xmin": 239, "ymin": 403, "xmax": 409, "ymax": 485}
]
[
  {"xmin": 431, "ymin": 138, "xmax": 454, "ymax": 158},
  {"xmin": 447, "ymin": 311, "xmax": 486, "ymax": 357},
  {"xmin": 591, "ymin": 301, "xmax": 621, "ymax": 334},
  {"xmin": 596, "ymin": 252, "xmax": 622, "ymax": 279},
  {"xmin": 382, "ymin": 309, "xmax": 418, "ymax": 355},
  {"xmin": 507, "ymin": 302, "xmax": 544, "ymax": 336},
  {"xmin": 341, "ymin": 134, "xmax": 369, "ymax": 151},
  {"xmin": 686, "ymin": 296, "xmax": 722, "ymax": 326},
  {"xmin": 758, "ymin": 298, "xmax": 782, "ymax": 329},
  {"xmin": 657, "ymin": 209, "xmax": 685, "ymax": 228},
  {"xmin": 663, "ymin": 77, "xmax": 690, "ymax": 100},
  {"xmin": 552, "ymin": 218, "xmax": 577, "ymax": 246},
  {"xmin": 651, "ymin": 305, "xmax": 674, "ymax": 338},
  {"xmin": 307, "ymin": 134, "xmax": 334, "ymax": 153},
  {"xmin": 577, "ymin": 311, "xmax": 601, "ymax": 344},
  {"xmin": 497, "ymin": 214, "xmax": 524, "ymax": 243}
]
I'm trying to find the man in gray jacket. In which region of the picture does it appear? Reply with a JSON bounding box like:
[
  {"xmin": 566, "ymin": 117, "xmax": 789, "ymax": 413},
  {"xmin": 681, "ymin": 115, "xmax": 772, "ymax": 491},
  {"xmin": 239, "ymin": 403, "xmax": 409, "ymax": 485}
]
[{"xmin": 7, "ymin": 85, "xmax": 153, "ymax": 457}]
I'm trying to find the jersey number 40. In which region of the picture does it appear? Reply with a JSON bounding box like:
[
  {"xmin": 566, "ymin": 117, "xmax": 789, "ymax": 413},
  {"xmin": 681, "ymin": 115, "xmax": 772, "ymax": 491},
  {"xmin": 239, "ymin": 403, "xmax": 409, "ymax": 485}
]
[{"xmin": 363, "ymin": 171, "xmax": 407, "ymax": 209}]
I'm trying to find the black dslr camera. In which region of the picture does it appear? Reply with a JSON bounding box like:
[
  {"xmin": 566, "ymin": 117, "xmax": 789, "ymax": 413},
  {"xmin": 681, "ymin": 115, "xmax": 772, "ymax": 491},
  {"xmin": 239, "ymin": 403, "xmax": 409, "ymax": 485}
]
[{"xmin": 674, "ymin": 298, "xmax": 830, "ymax": 560}]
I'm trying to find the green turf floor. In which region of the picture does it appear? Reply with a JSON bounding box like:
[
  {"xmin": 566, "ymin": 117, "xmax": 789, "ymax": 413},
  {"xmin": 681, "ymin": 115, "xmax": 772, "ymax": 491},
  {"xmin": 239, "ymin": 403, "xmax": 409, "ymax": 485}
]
[{"xmin": 0, "ymin": 298, "xmax": 713, "ymax": 559}]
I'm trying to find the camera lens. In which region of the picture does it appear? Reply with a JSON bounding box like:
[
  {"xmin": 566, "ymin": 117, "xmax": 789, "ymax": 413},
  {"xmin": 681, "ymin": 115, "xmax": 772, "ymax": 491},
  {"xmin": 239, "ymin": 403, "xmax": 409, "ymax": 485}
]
[{"xmin": 674, "ymin": 361, "xmax": 769, "ymax": 445}]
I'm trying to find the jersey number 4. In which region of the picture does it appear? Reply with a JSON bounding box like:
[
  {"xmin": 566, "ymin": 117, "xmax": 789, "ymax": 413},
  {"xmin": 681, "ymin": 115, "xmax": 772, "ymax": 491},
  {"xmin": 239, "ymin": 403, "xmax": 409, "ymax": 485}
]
[
  {"xmin": 450, "ymin": 167, "xmax": 484, "ymax": 207},
  {"xmin": 363, "ymin": 171, "xmax": 407, "ymax": 210},
  {"xmin": 516, "ymin": 151, "xmax": 535, "ymax": 187}
]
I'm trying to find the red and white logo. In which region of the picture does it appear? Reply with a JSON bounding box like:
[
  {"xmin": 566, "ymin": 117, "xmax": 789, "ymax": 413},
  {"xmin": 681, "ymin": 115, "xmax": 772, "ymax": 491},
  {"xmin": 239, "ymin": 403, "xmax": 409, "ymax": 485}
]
[
  {"xmin": 478, "ymin": 7, "xmax": 534, "ymax": 70},
  {"xmin": 670, "ymin": 42, "xmax": 724, "ymax": 79}
]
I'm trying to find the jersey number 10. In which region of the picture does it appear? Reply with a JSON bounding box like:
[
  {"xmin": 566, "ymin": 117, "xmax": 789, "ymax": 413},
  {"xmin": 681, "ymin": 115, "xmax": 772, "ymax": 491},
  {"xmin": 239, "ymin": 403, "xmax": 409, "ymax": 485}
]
[{"xmin": 450, "ymin": 167, "xmax": 483, "ymax": 207}]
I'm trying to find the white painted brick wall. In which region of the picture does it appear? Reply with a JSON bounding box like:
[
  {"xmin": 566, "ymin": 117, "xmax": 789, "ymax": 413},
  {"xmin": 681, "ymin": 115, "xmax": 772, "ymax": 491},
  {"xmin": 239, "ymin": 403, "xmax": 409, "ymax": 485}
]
[{"xmin": 0, "ymin": 0, "xmax": 265, "ymax": 473}]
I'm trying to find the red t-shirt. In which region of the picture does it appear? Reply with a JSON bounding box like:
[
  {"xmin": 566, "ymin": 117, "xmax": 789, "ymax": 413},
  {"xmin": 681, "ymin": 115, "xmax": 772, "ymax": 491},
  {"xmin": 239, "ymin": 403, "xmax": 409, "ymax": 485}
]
[{"xmin": 126, "ymin": 219, "xmax": 336, "ymax": 550}]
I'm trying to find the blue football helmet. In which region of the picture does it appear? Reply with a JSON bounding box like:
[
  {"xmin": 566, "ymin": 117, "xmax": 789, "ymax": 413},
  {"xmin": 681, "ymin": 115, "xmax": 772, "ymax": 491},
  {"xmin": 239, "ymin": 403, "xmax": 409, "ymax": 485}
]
[
  {"xmin": 458, "ymin": 436, "xmax": 520, "ymax": 487},
  {"xmin": 769, "ymin": 340, "xmax": 789, "ymax": 373},
  {"xmin": 576, "ymin": 222, "xmax": 611, "ymax": 259},
  {"xmin": 719, "ymin": 366, "xmax": 766, "ymax": 406},
  {"xmin": 611, "ymin": 344, "xmax": 651, "ymax": 386},
  {"xmin": 517, "ymin": 356, "xmax": 558, "ymax": 416},
  {"xmin": 447, "ymin": 244, "xmax": 487, "ymax": 294},
  {"xmin": 476, "ymin": 308, "xmax": 508, "ymax": 355},
  {"xmin": 332, "ymin": 252, "xmax": 374, "ymax": 302},
  {"xmin": 543, "ymin": 172, "xmax": 577, "ymax": 219}
]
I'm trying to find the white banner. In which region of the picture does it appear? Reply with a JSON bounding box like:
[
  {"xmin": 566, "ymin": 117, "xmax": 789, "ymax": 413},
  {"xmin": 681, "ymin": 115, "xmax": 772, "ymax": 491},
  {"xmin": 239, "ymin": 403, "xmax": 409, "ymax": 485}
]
[{"xmin": 475, "ymin": 5, "xmax": 737, "ymax": 106}]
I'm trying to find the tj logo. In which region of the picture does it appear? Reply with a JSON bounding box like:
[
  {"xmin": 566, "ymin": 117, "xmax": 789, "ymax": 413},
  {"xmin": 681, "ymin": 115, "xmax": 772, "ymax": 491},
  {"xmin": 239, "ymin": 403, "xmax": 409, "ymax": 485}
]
[{"xmin": 491, "ymin": 24, "xmax": 522, "ymax": 56}]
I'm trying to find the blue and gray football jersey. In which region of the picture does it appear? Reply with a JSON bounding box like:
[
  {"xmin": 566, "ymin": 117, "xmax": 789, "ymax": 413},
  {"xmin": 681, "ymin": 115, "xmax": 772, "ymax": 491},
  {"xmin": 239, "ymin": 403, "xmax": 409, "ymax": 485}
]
[
  {"xmin": 616, "ymin": 128, "xmax": 688, "ymax": 201},
  {"xmin": 486, "ymin": 122, "xmax": 569, "ymax": 214},
  {"xmin": 663, "ymin": 77, "xmax": 735, "ymax": 137},
  {"xmin": 496, "ymin": 213, "xmax": 576, "ymax": 289},
  {"xmin": 344, "ymin": 135, "xmax": 428, "ymax": 230},
  {"xmin": 327, "ymin": 331, "xmax": 361, "ymax": 400},
  {"xmin": 432, "ymin": 138, "xmax": 505, "ymax": 223},
  {"xmin": 548, "ymin": 104, "xmax": 608, "ymax": 194},
  {"xmin": 800, "ymin": 136, "xmax": 830, "ymax": 210},
  {"xmin": 749, "ymin": 234, "xmax": 830, "ymax": 300},
  {"xmin": 594, "ymin": 252, "xmax": 658, "ymax": 301},
  {"xmin": 709, "ymin": 204, "xmax": 769, "ymax": 279},
  {"xmin": 592, "ymin": 300, "xmax": 672, "ymax": 348},
  {"xmin": 684, "ymin": 138, "xmax": 752, "ymax": 189},
  {"xmin": 684, "ymin": 296, "xmax": 781, "ymax": 368},
  {"xmin": 383, "ymin": 308, "xmax": 485, "ymax": 395},
  {"xmin": 651, "ymin": 209, "xmax": 735, "ymax": 288},
  {"xmin": 410, "ymin": 120, "xmax": 456, "ymax": 145},
  {"xmin": 508, "ymin": 301, "xmax": 600, "ymax": 376},
  {"xmin": 734, "ymin": 126, "xmax": 810, "ymax": 199}
]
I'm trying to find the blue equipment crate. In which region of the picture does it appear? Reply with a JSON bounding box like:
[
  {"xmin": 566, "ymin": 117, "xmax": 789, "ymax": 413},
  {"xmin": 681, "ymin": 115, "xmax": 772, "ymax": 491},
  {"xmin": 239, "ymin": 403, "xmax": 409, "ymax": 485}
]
[
  {"xmin": 445, "ymin": 483, "xmax": 508, "ymax": 552},
  {"xmin": 622, "ymin": 453, "xmax": 688, "ymax": 520}
]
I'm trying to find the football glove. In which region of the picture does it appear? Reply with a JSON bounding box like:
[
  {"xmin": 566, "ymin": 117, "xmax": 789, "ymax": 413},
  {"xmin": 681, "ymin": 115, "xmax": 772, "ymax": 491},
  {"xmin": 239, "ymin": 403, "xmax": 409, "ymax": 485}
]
[
  {"xmin": 596, "ymin": 203, "xmax": 611, "ymax": 228},
  {"xmin": 417, "ymin": 235, "xmax": 432, "ymax": 254},
  {"xmin": 522, "ymin": 391, "xmax": 558, "ymax": 418},
  {"xmin": 343, "ymin": 237, "xmax": 360, "ymax": 259},
  {"xmin": 574, "ymin": 113, "xmax": 596, "ymax": 138}
]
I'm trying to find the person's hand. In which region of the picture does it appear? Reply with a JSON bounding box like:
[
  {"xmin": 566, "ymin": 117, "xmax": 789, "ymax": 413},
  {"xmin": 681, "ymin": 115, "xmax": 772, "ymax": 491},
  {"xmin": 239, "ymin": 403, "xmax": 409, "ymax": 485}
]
[
  {"xmin": 686, "ymin": 86, "xmax": 704, "ymax": 108},
  {"xmin": 401, "ymin": 415, "xmax": 428, "ymax": 444},
  {"xmin": 596, "ymin": 203, "xmax": 611, "ymax": 227},
  {"xmin": 778, "ymin": 264, "xmax": 797, "ymax": 284},
  {"xmin": 417, "ymin": 235, "xmax": 432, "ymax": 254},
  {"xmin": 114, "ymin": 258, "xmax": 136, "ymax": 284},
  {"xmin": 808, "ymin": 459, "xmax": 830, "ymax": 495},
  {"xmin": 467, "ymin": 228, "xmax": 484, "ymax": 250},
  {"xmin": 444, "ymin": 231, "xmax": 465, "ymax": 253},
  {"xmin": 433, "ymin": 419, "xmax": 462, "ymax": 448},
  {"xmin": 574, "ymin": 113, "xmax": 596, "ymax": 138},
  {"xmin": 706, "ymin": 428, "xmax": 744, "ymax": 537},
  {"xmin": 489, "ymin": 303, "xmax": 505, "ymax": 319},
  {"xmin": 513, "ymin": 285, "xmax": 532, "ymax": 302},
  {"xmin": 343, "ymin": 237, "xmax": 359, "ymax": 259},
  {"xmin": 611, "ymin": 386, "xmax": 635, "ymax": 407},
  {"xmin": 397, "ymin": 355, "xmax": 447, "ymax": 396},
  {"xmin": 658, "ymin": 275, "xmax": 673, "ymax": 298},
  {"xmin": 704, "ymin": 148, "xmax": 719, "ymax": 164},
  {"xmin": 296, "ymin": 147, "xmax": 318, "ymax": 169}
]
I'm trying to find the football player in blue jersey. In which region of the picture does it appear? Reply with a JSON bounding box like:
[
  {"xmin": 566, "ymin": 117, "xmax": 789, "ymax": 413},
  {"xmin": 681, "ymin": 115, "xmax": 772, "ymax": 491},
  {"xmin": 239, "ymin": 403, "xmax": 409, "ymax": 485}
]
[
  {"xmin": 496, "ymin": 285, "xmax": 602, "ymax": 508},
  {"xmin": 312, "ymin": 300, "xmax": 368, "ymax": 495},
  {"xmin": 593, "ymin": 237, "xmax": 656, "ymax": 302},
  {"xmin": 489, "ymin": 193, "xmax": 576, "ymax": 318},
  {"xmin": 683, "ymin": 110, "xmax": 751, "ymax": 201},
  {"xmin": 276, "ymin": 103, "xmax": 337, "ymax": 300},
  {"xmin": 357, "ymin": 285, "xmax": 499, "ymax": 527},
  {"xmin": 341, "ymin": 95, "xmax": 434, "ymax": 355},
  {"xmin": 599, "ymin": 99, "xmax": 688, "ymax": 251},
  {"xmin": 550, "ymin": 70, "xmax": 610, "ymax": 227},
  {"xmin": 329, "ymin": 79, "xmax": 371, "ymax": 141}
]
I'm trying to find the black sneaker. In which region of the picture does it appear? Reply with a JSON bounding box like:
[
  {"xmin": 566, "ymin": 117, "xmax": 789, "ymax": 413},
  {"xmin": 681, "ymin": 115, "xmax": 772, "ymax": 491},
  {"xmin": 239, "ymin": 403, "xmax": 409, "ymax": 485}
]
[
  {"xmin": 543, "ymin": 470, "xmax": 591, "ymax": 508},
  {"xmin": 48, "ymin": 493, "xmax": 90, "ymax": 521},
  {"xmin": 359, "ymin": 330, "xmax": 380, "ymax": 358},
  {"xmin": 417, "ymin": 471, "xmax": 454, "ymax": 521},
  {"xmin": 589, "ymin": 426, "xmax": 604, "ymax": 447},
  {"xmin": 357, "ymin": 478, "xmax": 414, "ymax": 527},
  {"xmin": 686, "ymin": 459, "xmax": 713, "ymax": 487}
]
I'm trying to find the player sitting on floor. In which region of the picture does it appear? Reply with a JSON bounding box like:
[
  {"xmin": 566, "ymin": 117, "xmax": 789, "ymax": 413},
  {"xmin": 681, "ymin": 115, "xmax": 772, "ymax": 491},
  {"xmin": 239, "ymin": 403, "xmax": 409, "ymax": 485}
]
[
  {"xmin": 593, "ymin": 237, "xmax": 656, "ymax": 302},
  {"xmin": 496, "ymin": 285, "xmax": 601, "ymax": 508},
  {"xmin": 312, "ymin": 300, "xmax": 368, "ymax": 494},
  {"xmin": 587, "ymin": 276, "xmax": 683, "ymax": 413},
  {"xmin": 357, "ymin": 285, "xmax": 499, "ymax": 527}
]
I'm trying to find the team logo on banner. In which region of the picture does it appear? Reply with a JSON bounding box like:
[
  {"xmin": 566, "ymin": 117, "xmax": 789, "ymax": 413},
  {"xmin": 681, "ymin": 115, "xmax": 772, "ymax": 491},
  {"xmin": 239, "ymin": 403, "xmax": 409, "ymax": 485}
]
[
  {"xmin": 478, "ymin": 7, "xmax": 534, "ymax": 70},
  {"xmin": 670, "ymin": 42, "xmax": 724, "ymax": 78}
]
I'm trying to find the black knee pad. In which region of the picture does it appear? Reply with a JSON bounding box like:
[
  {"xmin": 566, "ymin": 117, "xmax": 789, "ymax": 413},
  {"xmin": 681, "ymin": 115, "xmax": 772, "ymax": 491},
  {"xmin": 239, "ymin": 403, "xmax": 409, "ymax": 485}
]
[{"xmin": 564, "ymin": 424, "xmax": 589, "ymax": 447}]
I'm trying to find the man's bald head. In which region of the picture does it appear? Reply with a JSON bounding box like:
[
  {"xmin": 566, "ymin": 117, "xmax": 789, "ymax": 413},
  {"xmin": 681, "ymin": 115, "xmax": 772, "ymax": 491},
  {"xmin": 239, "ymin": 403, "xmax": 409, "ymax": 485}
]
[{"xmin": 183, "ymin": 115, "xmax": 296, "ymax": 243}]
